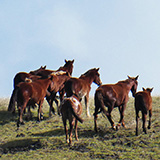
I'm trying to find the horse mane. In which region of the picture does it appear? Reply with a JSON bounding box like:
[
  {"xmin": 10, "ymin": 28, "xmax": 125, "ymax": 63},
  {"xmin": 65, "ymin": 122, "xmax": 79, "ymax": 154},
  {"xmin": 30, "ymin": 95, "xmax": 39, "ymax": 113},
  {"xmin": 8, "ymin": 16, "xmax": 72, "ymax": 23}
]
[
  {"xmin": 117, "ymin": 78, "xmax": 132, "ymax": 85},
  {"xmin": 51, "ymin": 71, "xmax": 68, "ymax": 76},
  {"xmin": 79, "ymin": 68, "xmax": 95, "ymax": 78}
]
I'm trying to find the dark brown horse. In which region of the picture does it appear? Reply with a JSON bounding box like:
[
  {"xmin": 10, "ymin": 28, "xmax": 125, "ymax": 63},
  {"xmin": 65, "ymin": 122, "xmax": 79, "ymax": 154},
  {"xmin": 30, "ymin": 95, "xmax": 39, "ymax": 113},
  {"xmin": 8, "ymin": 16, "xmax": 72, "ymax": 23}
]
[
  {"xmin": 37, "ymin": 59, "xmax": 74, "ymax": 77},
  {"xmin": 134, "ymin": 87, "xmax": 153, "ymax": 136},
  {"xmin": 15, "ymin": 76, "xmax": 53, "ymax": 128},
  {"xmin": 45, "ymin": 71, "xmax": 71, "ymax": 116},
  {"xmin": 93, "ymin": 75, "xmax": 139, "ymax": 132},
  {"xmin": 13, "ymin": 66, "xmax": 46, "ymax": 88},
  {"xmin": 65, "ymin": 68, "xmax": 102, "ymax": 117},
  {"xmin": 60, "ymin": 95, "xmax": 83, "ymax": 146},
  {"xmin": 36, "ymin": 59, "xmax": 74, "ymax": 107}
]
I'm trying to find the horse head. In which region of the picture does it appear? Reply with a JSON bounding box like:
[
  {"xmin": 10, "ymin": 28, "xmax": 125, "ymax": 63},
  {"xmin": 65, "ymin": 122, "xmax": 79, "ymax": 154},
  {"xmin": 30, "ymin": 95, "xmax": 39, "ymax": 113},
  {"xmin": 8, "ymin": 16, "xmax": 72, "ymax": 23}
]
[
  {"xmin": 58, "ymin": 59, "xmax": 74, "ymax": 75},
  {"xmin": 29, "ymin": 65, "xmax": 46, "ymax": 75},
  {"xmin": 128, "ymin": 75, "xmax": 139, "ymax": 97},
  {"xmin": 142, "ymin": 87, "xmax": 153, "ymax": 94},
  {"xmin": 93, "ymin": 68, "xmax": 102, "ymax": 86}
]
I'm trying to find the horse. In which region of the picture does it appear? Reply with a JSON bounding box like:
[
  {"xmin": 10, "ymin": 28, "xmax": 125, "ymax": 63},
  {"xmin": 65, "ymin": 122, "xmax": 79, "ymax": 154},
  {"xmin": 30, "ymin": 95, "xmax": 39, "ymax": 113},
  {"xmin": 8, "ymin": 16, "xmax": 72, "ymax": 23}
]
[
  {"xmin": 36, "ymin": 59, "xmax": 74, "ymax": 107},
  {"xmin": 8, "ymin": 59, "xmax": 74, "ymax": 113},
  {"xmin": 13, "ymin": 66, "xmax": 46, "ymax": 88},
  {"xmin": 45, "ymin": 71, "xmax": 71, "ymax": 116},
  {"xmin": 134, "ymin": 87, "xmax": 153, "ymax": 136},
  {"xmin": 60, "ymin": 95, "xmax": 83, "ymax": 146},
  {"xmin": 37, "ymin": 59, "xmax": 74, "ymax": 77},
  {"xmin": 15, "ymin": 76, "xmax": 53, "ymax": 128},
  {"xmin": 8, "ymin": 74, "xmax": 42, "ymax": 113},
  {"xmin": 93, "ymin": 75, "xmax": 139, "ymax": 132},
  {"xmin": 64, "ymin": 68, "xmax": 102, "ymax": 117}
]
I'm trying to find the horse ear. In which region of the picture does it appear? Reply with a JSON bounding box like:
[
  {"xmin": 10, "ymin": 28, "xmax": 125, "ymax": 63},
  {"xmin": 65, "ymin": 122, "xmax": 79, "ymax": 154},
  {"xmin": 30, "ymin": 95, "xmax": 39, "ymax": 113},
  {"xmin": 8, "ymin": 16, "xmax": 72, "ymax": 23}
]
[
  {"xmin": 142, "ymin": 87, "xmax": 145, "ymax": 91},
  {"xmin": 65, "ymin": 59, "xmax": 68, "ymax": 63},
  {"xmin": 96, "ymin": 68, "xmax": 100, "ymax": 71},
  {"xmin": 150, "ymin": 87, "xmax": 154, "ymax": 92},
  {"xmin": 135, "ymin": 75, "xmax": 139, "ymax": 80},
  {"xmin": 43, "ymin": 65, "xmax": 46, "ymax": 69},
  {"xmin": 72, "ymin": 59, "xmax": 74, "ymax": 63},
  {"xmin": 127, "ymin": 75, "xmax": 131, "ymax": 79}
]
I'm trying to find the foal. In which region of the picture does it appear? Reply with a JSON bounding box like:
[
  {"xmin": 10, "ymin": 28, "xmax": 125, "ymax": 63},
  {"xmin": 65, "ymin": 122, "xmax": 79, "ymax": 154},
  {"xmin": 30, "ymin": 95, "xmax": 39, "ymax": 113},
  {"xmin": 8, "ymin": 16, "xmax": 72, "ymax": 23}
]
[
  {"xmin": 60, "ymin": 95, "xmax": 84, "ymax": 146},
  {"xmin": 135, "ymin": 87, "xmax": 153, "ymax": 136}
]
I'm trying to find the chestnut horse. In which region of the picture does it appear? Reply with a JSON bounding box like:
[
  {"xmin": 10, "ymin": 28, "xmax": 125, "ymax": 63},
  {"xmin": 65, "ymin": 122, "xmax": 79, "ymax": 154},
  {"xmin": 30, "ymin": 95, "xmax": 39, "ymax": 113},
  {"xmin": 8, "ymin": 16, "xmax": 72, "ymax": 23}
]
[
  {"xmin": 64, "ymin": 68, "xmax": 102, "ymax": 117},
  {"xmin": 61, "ymin": 95, "xmax": 83, "ymax": 146},
  {"xmin": 13, "ymin": 66, "xmax": 46, "ymax": 88},
  {"xmin": 134, "ymin": 87, "xmax": 153, "ymax": 136},
  {"xmin": 45, "ymin": 71, "xmax": 71, "ymax": 116},
  {"xmin": 16, "ymin": 76, "xmax": 53, "ymax": 128},
  {"xmin": 94, "ymin": 76, "xmax": 139, "ymax": 132},
  {"xmin": 37, "ymin": 59, "xmax": 74, "ymax": 77}
]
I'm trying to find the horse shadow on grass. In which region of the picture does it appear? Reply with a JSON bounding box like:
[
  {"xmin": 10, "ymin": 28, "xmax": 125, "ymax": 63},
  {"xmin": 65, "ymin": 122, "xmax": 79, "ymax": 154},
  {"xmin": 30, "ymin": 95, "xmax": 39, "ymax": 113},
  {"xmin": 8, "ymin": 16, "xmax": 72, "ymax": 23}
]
[
  {"xmin": 0, "ymin": 110, "xmax": 18, "ymax": 125},
  {"xmin": 0, "ymin": 138, "xmax": 42, "ymax": 154},
  {"xmin": 31, "ymin": 128, "xmax": 64, "ymax": 137}
]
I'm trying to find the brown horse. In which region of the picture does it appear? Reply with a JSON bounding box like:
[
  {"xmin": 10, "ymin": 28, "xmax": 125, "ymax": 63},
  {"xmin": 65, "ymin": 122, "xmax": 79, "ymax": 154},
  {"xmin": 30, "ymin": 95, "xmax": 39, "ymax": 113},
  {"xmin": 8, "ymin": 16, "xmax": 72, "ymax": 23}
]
[
  {"xmin": 134, "ymin": 87, "xmax": 153, "ymax": 136},
  {"xmin": 37, "ymin": 59, "xmax": 74, "ymax": 77},
  {"xmin": 64, "ymin": 68, "xmax": 102, "ymax": 117},
  {"xmin": 93, "ymin": 75, "xmax": 139, "ymax": 132},
  {"xmin": 45, "ymin": 71, "xmax": 71, "ymax": 116},
  {"xmin": 16, "ymin": 76, "xmax": 53, "ymax": 128},
  {"xmin": 37, "ymin": 59, "xmax": 74, "ymax": 107},
  {"xmin": 13, "ymin": 66, "xmax": 46, "ymax": 88},
  {"xmin": 60, "ymin": 95, "xmax": 83, "ymax": 146}
]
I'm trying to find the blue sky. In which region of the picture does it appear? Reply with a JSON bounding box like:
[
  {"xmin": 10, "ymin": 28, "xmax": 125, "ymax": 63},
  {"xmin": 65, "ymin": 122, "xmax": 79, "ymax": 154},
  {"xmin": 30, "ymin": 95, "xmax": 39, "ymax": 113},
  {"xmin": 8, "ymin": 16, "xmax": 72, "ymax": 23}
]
[{"xmin": 0, "ymin": 0, "xmax": 160, "ymax": 97}]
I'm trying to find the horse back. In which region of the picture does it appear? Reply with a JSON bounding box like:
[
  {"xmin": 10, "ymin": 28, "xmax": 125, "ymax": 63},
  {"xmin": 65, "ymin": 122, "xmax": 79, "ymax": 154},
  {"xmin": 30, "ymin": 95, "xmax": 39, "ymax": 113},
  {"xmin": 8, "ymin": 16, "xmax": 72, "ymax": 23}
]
[
  {"xmin": 135, "ymin": 91, "xmax": 152, "ymax": 112},
  {"xmin": 96, "ymin": 84, "xmax": 128, "ymax": 107},
  {"xmin": 61, "ymin": 96, "xmax": 83, "ymax": 122},
  {"xmin": 65, "ymin": 78, "xmax": 89, "ymax": 98}
]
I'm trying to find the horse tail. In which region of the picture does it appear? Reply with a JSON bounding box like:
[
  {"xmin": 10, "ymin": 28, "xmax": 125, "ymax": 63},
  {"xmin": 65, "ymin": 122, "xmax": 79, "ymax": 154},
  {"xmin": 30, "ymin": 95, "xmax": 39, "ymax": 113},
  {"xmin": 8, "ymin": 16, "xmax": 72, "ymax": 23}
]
[
  {"xmin": 94, "ymin": 89, "xmax": 106, "ymax": 116},
  {"xmin": 65, "ymin": 80, "xmax": 74, "ymax": 97},
  {"xmin": 67, "ymin": 100, "xmax": 84, "ymax": 123},
  {"xmin": 8, "ymin": 86, "xmax": 19, "ymax": 113},
  {"xmin": 135, "ymin": 94, "xmax": 147, "ymax": 115}
]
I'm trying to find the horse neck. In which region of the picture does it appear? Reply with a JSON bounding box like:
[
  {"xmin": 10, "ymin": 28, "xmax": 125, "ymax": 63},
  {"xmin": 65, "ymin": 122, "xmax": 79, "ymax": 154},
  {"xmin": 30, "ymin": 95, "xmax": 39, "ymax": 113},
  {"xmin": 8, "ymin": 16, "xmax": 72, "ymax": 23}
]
[
  {"xmin": 57, "ymin": 66, "xmax": 73, "ymax": 75},
  {"xmin": 79, "ymin": 74, "xmax": 94, "ymax": 86},
  {"xmin": 118, "ymin": 80, "xmax": 134, "ymax": 93}
]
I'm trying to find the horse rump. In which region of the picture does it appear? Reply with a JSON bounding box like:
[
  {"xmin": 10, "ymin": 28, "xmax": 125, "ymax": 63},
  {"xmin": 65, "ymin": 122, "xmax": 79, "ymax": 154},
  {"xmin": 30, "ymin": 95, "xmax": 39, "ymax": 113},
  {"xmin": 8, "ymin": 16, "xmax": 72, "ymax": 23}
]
[{"xmin": 61, "ymin": 98, "xmax": 83, "ymax": 123}]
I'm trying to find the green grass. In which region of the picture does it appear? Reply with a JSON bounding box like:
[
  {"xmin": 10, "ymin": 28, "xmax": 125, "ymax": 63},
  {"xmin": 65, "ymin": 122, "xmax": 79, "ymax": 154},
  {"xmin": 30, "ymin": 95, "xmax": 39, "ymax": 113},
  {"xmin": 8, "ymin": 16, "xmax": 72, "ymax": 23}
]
[{"xmin": 0, "ymin": 97, "xmax": 160, "ymax": 160}]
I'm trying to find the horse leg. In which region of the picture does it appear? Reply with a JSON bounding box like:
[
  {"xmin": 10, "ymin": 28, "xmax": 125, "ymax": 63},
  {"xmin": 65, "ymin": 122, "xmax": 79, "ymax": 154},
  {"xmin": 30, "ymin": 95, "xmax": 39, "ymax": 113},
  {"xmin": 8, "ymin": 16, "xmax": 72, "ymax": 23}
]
[
  {"xmin": 148, "ymin": 109, "xmax": 152, "ymax": 129},
  {"xmin": 84, "ymin": 94, "xmax": 91, "ymax": 117},
  {"xmin": 106, "ymin": 107, "xmax": 116, "ymax": 130},
  {"xmin": 142, "ymin": 112, "xmax": 147, "ymax": 134},
  {"xmin": 46, "ymin": 94, "xmax": 55, "ymax": 117},
  {"xmin": 69, "ymin": 119, "xmax": 74, "ymax": 146},
  {"xmin": 136, "ymin": 110, "xmax": 139, "ymax": 136},
  {"xmin": 17, "ymin": 102, "xmax": 27, "ymax": 128},
  {"xmin": 117, "ymin": 104, "xmax": 126, "ymax": 130},
  {"xmin": 62, "ymin": 117, "xmax": 69, "ymax": 144},
  {"xmin": 75, "ymin": 119, "xmax": 79, "ymax": 141},
  {"xmin": 37, "ymin": 101, "xmax": 44, "ymax": 121},
  {"xmin": 93, "ymin": 105, "xmax": 100, "ymax": 132}
]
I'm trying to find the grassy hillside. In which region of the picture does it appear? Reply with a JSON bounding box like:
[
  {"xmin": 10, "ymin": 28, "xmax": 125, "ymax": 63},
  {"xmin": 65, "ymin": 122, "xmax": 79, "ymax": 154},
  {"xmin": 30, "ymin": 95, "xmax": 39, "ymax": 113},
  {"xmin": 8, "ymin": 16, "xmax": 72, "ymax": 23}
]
[{"xmin": 0, "ymin": 97, "xmax": 160, "ymax": 160}]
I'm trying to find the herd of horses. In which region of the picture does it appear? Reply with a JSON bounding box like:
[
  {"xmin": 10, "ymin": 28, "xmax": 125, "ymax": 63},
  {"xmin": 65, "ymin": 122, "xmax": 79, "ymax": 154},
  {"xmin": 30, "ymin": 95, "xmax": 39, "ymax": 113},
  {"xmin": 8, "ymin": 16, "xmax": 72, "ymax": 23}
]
[{"xmin": 7, "ymin": 59, "xmax": 153, "ymax": 145}]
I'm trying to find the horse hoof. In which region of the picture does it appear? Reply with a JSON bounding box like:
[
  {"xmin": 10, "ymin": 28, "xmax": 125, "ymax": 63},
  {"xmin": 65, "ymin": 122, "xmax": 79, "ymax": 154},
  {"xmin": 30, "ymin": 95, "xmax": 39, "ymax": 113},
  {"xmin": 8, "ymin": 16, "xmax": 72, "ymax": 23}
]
[
  {"xmin": 21, "ymin": 122, "xmax": 25, "ymax": 125},
  {"xmin": 116, "ymin": 126, "xmax": 120, "ymax": 131},
  {"xmin": 148, "ymin": 126, "xmax": 151, "ymax": 129},
  {"xmin": 112, "ymin": 126, "xmax": 116, "ymax": 130}
]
